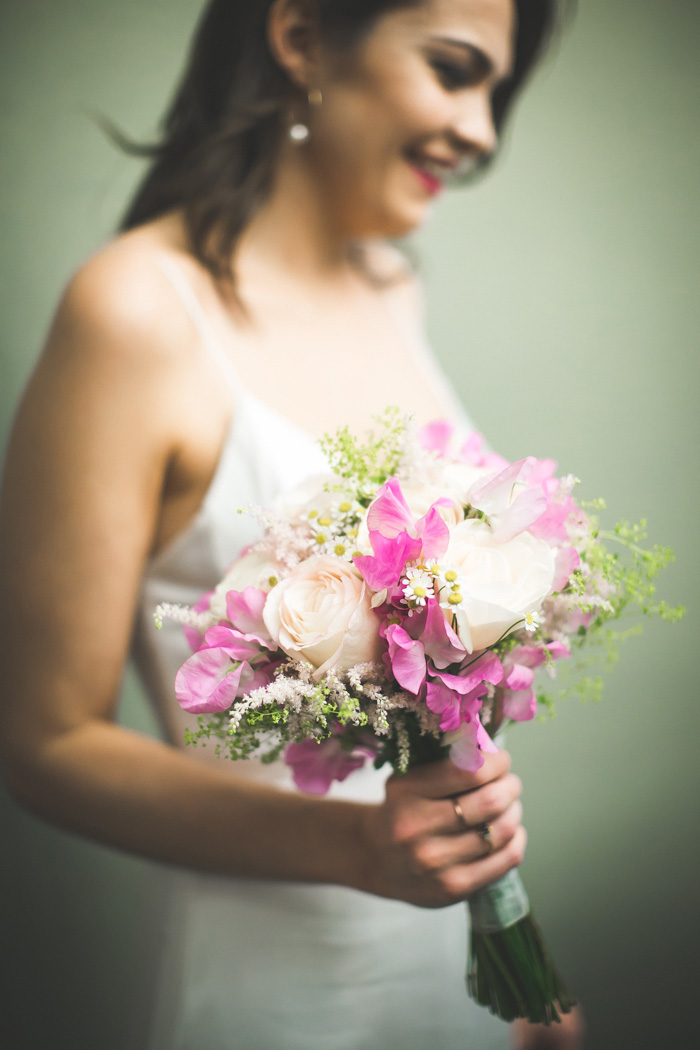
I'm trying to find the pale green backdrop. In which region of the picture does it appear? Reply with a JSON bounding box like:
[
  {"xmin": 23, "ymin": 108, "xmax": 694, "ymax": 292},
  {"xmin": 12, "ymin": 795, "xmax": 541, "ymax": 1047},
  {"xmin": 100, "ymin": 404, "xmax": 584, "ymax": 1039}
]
[{"xmin": 1, "ymin": 1, "xmax": 697, "ymax": 1048}]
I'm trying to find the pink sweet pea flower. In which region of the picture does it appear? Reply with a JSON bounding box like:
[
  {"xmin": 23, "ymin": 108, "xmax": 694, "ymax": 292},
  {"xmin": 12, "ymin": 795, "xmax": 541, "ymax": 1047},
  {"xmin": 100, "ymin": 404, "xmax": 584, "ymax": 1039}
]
[
  {"xmin": 384, "ymin": 623, "xmax": 427, "ymax": 694},
  {"xmin": 529, "ymin": 476, "xmax": 577, "ymax": 545},
  {"xmin": 419, "ymin": 419, "xmax": 454, "ymax": 457},
  {"xmin": 501, "ymin": 663, "xmax": 537, "ymax": 721},
  {"xmin": 175, "ymin": 602, "xmax": 281, "ymax": 714},
  {"xmin": 552, "ymin": 545, "xmax": 581, "ymax": 592},
  {"xmin": 354, "ymin": 530, "xmax": 422, "ymax": 593},
  {"xmin": 184, "ymin": 589, "xmax": 214, "ymax": 652},
  {"xmin": 425, "ymin": 651, "xmax": 503, "ymax": 732},
  {"xmin": 426, "ymin": 677, "xmax": 489, "ymax": 732},
  {"xmin": 284, "ymin": 732, "xmax": 376, "ymax": 795},
  {"xmin": 448, "ymin": 718, "xmax": 499, "ymax": 772},
  {"xmin": 175, "ymin": 634, "xmax": 278, "ymax": 714},
  {"xmin": 459, "ymin": 432, "xmax": 509, "ymax": 472},
  {"xmin": 366, "ymin": 478, "xmax": 451, "ymax": 560},
  {"xmin": 500, "ymin": 641, "xmax": 570, "ymax": 722},
  {"xmin": 225, "ymin": 587, "xmax": 272, "ymax": 643},
  {"xmin": 422, "ymin": 600, "xmax": 467, "ymax": 670}
]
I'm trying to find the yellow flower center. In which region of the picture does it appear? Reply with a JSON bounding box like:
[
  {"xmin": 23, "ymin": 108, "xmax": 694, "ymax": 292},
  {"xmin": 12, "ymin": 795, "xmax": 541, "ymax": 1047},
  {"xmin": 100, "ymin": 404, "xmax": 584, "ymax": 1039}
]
[
  {"xmin": 318, "ymin": 516, "xmax": 333, "ymax": 527},
  {"xmin": 315, "ymin": 532, "xmax": 327, "ymax": 545},
  {"xmin": 445, "ymin": 570, "xmax": 458, "ymax": 583},
  {"xmin": 268, "ymin": 575, "xmax": 278, "ymax": 587},
  {"xmin": 334, "ymin": 544, "xmax": 347, "ymax": 557},
  {"xmin": 413, "ymin": 585, "xmax": 427, "ymax": 598},
  {"xmin": 448, "ymin": 592, "xmax": 463, "ymax": 606},
  {"xmin": 339, "ymin": 501, "xmax": 352, "ymax": 513}
]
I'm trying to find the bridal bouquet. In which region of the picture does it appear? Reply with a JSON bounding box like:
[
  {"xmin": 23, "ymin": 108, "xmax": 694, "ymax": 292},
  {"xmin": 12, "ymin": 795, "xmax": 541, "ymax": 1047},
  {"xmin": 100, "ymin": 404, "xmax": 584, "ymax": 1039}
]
[{"xmin": 156, "ymin": 408, "xmax": 681, "ymax": 1025}]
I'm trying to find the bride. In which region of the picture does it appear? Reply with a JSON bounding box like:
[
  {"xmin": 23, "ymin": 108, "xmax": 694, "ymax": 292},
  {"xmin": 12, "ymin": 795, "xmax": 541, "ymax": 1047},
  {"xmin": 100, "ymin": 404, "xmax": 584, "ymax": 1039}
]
[{"xmin": 0, "ymin": 1, "xmax": 582, "ymax": 1047}]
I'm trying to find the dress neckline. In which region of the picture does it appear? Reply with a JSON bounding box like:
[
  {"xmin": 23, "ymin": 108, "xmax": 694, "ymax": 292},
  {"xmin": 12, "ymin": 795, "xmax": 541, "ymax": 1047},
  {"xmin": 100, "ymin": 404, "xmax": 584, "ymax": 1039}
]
[
  {"xmin": 146, "ymin": 252, "xmax": 471, "ymax": 574},
  {"xmin": 146, "ymin": 387, "xmax": 323, "ymax": 573}
]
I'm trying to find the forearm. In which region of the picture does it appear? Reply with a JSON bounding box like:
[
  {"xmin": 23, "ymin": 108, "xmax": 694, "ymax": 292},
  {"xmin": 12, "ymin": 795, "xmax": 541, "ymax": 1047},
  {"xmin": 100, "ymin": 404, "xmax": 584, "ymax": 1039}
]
[{"xmin": 5, "ymin": 720, "xmax": 369, "ymax": 888}]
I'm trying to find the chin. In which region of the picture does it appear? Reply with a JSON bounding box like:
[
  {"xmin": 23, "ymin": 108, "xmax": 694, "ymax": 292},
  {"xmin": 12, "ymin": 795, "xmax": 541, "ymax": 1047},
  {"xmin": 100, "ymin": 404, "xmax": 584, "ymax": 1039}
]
[{"xmin": 361, "ymin": 201, "xmax": 432, "ymax": 241}]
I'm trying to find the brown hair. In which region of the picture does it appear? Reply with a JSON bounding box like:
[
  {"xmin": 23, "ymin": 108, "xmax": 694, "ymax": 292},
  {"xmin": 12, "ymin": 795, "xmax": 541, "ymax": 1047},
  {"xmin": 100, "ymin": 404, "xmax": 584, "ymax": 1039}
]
[{"xmin": 121, "ymin": 0, "xmax": 565, "ymax": 278}]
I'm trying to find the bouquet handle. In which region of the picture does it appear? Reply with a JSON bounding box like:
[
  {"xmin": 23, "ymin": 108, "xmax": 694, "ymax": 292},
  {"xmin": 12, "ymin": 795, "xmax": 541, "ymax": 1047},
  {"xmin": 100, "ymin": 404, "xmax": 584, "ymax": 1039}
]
[{"xmin": 467, "ymin": 869, "xmax": 575, "ymax": 1024}]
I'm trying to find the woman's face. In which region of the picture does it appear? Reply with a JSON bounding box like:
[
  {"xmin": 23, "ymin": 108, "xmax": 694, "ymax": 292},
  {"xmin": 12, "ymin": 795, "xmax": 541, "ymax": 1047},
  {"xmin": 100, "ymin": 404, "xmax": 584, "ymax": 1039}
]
[{"xmin": 308, "ymin": 0, "xmax": 516, "ymax": 239}]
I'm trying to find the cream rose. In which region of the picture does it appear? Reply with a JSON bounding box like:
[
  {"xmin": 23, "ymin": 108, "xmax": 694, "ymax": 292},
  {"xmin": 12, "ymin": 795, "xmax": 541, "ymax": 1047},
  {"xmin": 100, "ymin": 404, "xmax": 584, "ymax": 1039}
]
[
  {"xmin": 444, "ymin": 520, "xmax": 556, "ymax": 652},
  {"xmin": 262, "ymin": 556, "xmax": 381, "ymax": 677}
]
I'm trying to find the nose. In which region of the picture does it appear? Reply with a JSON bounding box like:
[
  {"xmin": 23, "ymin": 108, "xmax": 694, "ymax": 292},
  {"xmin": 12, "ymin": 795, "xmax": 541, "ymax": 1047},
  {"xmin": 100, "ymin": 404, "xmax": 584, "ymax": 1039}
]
[{"xmin": 450, "ymin": 88, "xmax": 498, "ymax": 161}]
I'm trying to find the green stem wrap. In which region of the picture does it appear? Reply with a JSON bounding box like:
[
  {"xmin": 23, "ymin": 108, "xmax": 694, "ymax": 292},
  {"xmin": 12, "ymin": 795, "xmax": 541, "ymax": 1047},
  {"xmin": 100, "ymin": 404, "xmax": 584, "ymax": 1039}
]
[{"xmin": 467, "ymin": 870, "xmax": 576, "ymax": 1024}]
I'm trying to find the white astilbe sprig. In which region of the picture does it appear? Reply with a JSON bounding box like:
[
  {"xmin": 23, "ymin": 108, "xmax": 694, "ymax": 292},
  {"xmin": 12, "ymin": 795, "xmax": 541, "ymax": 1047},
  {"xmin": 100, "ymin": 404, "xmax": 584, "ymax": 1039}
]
[
  {"xmin": 389, "ymin": 720, "xmax": 412, "ymax": 774},
  {"xmin": 154, "ymin": 602, "xmax": 213, "ymax": 632},
  {"xmin": 238, "ymin": 504, "xmax": 311, "ymax": 568},
  {"xmin": 346, "ymin": 661, "xmax": 387, "ymax": 688}
]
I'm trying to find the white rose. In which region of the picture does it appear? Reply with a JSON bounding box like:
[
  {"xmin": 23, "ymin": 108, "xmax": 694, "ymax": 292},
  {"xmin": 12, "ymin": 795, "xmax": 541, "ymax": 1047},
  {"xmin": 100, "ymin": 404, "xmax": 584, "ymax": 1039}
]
[
  {"xmin": 445, "ymin": 520, "xmax": 556, "ymax": 652},
  {"xmin": 209, "ymin": 550, "xmax": 282, "ymax": 621},
  {"xmin": 262, "ymin": 556, "xmax": 381, "ymax": 677}
]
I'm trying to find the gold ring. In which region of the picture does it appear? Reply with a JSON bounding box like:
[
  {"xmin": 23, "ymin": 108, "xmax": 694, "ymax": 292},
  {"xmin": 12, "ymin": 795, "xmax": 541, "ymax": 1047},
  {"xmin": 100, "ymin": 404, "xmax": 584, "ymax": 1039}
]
[
  {"xmin": 452, "ymin": 796, "xmax": 469, "ymax": 832},
  {"xmin": 477, "ymin": 822, "xmax": 495, "ymax": 853}
]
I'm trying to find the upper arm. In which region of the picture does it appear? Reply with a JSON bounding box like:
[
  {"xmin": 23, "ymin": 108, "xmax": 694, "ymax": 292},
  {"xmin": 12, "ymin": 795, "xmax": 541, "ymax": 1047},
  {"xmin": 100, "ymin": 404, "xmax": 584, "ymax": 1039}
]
[{"xmin": 0, "ymin": 247, "xmax": 189, "ymax": 777}]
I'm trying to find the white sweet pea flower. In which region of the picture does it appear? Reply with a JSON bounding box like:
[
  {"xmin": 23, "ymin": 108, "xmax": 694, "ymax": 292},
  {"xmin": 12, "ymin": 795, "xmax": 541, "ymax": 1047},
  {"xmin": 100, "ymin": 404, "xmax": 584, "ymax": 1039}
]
[{"xmin": 209, "ymin": 550, "xmax": 283, "ymax": 621}]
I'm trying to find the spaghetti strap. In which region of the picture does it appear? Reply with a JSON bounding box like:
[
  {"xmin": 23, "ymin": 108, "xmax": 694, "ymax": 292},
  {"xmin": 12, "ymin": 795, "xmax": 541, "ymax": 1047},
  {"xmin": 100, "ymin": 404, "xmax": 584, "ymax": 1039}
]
[{"xmin": 155, "ymin": 254, "xmax": 240, "ymax": 394}]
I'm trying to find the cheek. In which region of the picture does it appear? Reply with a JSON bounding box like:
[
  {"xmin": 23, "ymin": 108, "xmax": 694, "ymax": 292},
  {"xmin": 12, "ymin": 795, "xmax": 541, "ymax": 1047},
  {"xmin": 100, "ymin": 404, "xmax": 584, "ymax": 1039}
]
[{"xmin": 317, "ymin": 61, "xmax": 447, "ymax": 166}]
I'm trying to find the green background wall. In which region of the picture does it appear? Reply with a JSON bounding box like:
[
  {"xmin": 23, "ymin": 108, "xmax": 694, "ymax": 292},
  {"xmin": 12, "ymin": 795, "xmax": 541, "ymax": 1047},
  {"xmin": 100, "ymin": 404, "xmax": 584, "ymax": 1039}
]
[{"xmin": 1, "ymin": 1, "xmax": 697, "ymax": 1047}]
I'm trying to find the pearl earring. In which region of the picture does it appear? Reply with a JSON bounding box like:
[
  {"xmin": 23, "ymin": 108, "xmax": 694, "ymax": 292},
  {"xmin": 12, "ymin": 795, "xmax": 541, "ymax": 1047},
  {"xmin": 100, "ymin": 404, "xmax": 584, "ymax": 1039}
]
[
  {"xmin": 289, "ymin": 122, "xmax": 310, "ymax": 143},
  {"xmin": 288, "ymin": 87, "xmax": 323, "ymax": 144}
]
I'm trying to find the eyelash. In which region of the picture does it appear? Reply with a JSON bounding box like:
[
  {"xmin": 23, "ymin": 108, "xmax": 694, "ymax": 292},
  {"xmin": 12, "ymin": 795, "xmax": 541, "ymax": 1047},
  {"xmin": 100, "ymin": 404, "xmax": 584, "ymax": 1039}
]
[{"xmin": 430, "ymin": 60, "xmax": 474, "ymax": 91}]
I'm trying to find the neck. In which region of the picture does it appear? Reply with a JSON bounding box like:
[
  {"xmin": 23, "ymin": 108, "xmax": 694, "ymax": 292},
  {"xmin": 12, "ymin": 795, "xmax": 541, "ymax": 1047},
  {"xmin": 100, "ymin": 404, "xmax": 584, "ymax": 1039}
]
[{"xmin": 235, "ymin": 142, "xmax": 358, "ymax": 286}]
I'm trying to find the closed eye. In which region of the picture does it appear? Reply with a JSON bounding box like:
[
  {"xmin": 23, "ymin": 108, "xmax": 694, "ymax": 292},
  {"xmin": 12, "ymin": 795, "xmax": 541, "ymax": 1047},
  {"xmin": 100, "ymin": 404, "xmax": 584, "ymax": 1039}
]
[{"xmin": 430, "ymin": 59, "xmax": 477, "ymax": 91}]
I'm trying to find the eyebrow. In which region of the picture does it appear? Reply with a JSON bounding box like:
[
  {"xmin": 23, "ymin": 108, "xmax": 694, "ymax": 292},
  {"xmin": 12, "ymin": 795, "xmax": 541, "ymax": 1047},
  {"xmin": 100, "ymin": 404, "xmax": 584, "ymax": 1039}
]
[{"xmin": 429, "ymin": 36, "xmax": 512, "ymax": 84}]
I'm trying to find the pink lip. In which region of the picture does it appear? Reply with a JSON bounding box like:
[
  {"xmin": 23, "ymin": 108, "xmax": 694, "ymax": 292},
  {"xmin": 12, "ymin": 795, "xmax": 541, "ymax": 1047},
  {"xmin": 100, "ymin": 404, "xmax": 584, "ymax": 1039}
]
[{"xmin": 409, "ymin": 163, "xmax": 445, "ymax": 197}]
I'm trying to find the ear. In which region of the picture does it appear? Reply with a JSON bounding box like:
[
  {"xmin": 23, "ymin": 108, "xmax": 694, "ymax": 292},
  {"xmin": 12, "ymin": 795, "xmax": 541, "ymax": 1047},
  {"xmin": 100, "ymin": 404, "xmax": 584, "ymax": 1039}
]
[{"xmin": 267, "ymin": 0, "xmax": 321, "ymax": 91}]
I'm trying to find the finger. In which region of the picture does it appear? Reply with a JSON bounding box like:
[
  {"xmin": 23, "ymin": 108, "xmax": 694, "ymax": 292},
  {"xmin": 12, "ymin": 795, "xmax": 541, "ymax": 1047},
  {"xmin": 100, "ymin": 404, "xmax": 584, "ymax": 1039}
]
[
  {"xmin": 449, "ymin": 773, "xmax": 523, "ymax": 830},
  {"xmin": 395, "ymin": 750, "xmax": 511, "ymax": 801},
  {"xmin": 412, "ymin": 800, "xmax": 523, "ymax": 875},
  {"xmin": 436, "ymin": 826, "xmax": 528, "ymax": 902},
  {"xmin": 431, "ymin": 774, "xmax": 522, "ymax": 835}
]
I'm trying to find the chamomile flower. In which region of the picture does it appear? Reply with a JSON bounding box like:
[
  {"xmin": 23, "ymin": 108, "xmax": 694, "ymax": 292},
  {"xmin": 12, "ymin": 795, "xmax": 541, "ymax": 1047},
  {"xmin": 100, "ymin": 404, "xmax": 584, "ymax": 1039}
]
[
  {"xmin": 439, "ymin": 589, "xmax": 465, "ymax": 612},
  {"xmin": 328, "ymin": 536, "xmax": 359, "ymax": 562},
  {"xmin": 330, "ymin": 497, "xmax": 362, "ymax": 525},
  {"xmin": 308, "ymin": 513, "xmax": 340, "ymax": 550},
  {"xmin": 523, "ymin": 610, "xmax": 543, "ymax": 633},
  {"xmin": 401, "ymin": 566, "xmax": 436, "ymax": 611},
  {"xmin": 436, "ymin": 565, "xmax": 466, "ymax": 595}
]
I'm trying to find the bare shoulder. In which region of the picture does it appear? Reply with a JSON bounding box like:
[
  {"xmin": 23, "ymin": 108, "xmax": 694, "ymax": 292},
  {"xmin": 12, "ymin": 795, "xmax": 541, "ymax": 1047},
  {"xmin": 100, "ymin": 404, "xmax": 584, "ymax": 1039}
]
[{"xmin": 54, "ymin": 232, "xmax": 193, "ymax": 371}]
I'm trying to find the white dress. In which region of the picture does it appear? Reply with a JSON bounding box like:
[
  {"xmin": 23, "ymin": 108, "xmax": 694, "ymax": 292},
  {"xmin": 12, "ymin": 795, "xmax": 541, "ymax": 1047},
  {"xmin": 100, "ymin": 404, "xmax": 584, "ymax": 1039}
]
[{"xmin": 130, "ymin": 256, "xmax": 510, "ymax": 1050}]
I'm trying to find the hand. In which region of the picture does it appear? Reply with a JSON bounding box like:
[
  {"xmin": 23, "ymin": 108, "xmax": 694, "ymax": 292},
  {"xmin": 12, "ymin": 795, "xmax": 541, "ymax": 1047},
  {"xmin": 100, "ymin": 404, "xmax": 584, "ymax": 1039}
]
[
  {"xmin": 358, "ymin": 749, "xmax": 526, "ymax": 908},
  {"xmin": 511, "ymin": 1006, "xmax": 585, "ymax": 1050}
]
